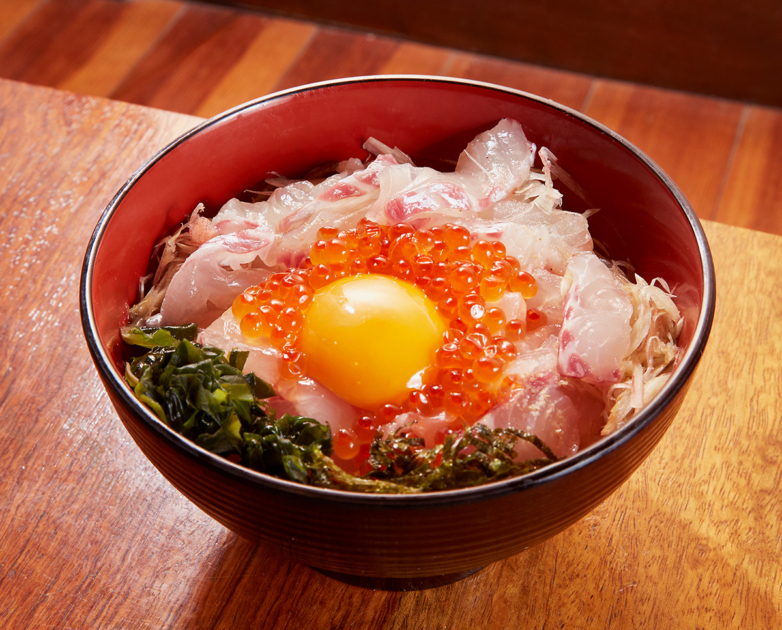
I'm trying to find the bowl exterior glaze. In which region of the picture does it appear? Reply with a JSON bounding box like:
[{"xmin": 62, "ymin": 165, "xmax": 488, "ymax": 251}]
[{"xmin": 81, "ymin": 76, "xmax": 715, "ymax": 578}]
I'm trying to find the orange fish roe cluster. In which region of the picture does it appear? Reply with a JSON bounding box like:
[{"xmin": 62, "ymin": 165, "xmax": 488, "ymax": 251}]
[{"xmin": 230, "ymin": 218, "xmax": 547, "ymax": 462}]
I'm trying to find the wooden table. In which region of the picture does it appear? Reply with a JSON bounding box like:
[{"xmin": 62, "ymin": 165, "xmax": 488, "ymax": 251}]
[{"xmin": 0, "ymin": 77, "xmax": 779, "ymax": 628}]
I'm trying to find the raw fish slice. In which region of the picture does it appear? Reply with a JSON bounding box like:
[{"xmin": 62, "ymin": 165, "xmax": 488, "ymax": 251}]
[
  {"xmin": 211, "ymin": 180, "xmax": 321, "ymax": 236},
  {"xmin": 524, "ymin": 268, "xmax": 566, "ymax": 325},
  {"xmin": 558, "ymin": 251, "xmax": 633, "ymax": 384},
  {"xmin": 199, "ymin": 309, "xmax": 358, "ymax": 434},
  {"xmin": 512, "ymin": 325, "xmax": 562, "ymax": 357},
  {"xmin": 273, "ymin": 378, "xmax": 359, "ymax": 435},
  {"xmin": 209, "ymin": 200, "xmax": 252, "ymax": 231},
  {"xmin": 274, "ymin": 154, "xmax": 400, "ymax": 265},
  {"xmin": 278, "ymin": 153, "xmax": 397, "ymax": 234},
  {"xmin": 365, "ymin": 164, "xmax": 482, "ymax": 224},
  {"xmin": 483, "ymin": 199, "xmax": 592, "ymax": 275},
  {"xmin": 211, "ymin": 198, "xmax": 275, "ymax": 235},
  {"xmin": 481, "ymin": 369, "xmax": 603, "ymax": 459},
  {"xmin": 198, "ymin": 308, "xmax": 281, "ymax": 385},
  {"xmin": 505, "ymin": 333, "xmax": 559, "ymax": 378},
  {"xmin": 455, "ymin": 117, "xmax": 536, "ymax": 207},
  {"xmin": 160, "ymin": 226, "xmax": 275, "ymax": 327},
  {"xmin": 491, "ymin": 291, "xmax": 526, "ymax": 323},
  {"xmin": 489, "ymin": 336, "xmax": 604, "ymax": 456},
  {"xmin": 213, "ymin": 166, "xmax": 363, "ymax": 235},
  {"xmin": 381, "ymin": 411, "xmax": 456, "ymax": 449},
  {"xmin": 252, "ymin": 180, "xmax": 320, "ymax": 231},
  {"xmin": 480, "ymin": 370, "xmax": 580, "ymax": 458},
  {"xmin": 209, "ymin": 154, "xmax": 396, "ymax": 258},
  {"xmin": 367, "ymin": 118, "xmax": 534, "ymax": 224}
]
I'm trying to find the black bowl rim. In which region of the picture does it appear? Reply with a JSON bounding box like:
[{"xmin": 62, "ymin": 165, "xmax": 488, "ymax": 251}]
[{"xmin": 80, "ymin": 74, "xmax": 716, "ymax": 508}]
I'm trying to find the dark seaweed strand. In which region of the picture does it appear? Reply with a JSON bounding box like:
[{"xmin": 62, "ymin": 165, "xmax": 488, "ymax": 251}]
[{"xmin": 361, "ymin": 422, "xmax": 558, "ymax": 492}]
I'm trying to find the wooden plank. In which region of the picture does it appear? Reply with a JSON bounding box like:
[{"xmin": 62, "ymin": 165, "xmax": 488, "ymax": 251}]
[
  {"xmin": 714, "ymin": 106, "xmax": 782, "ymax": 235},
  {"xmin": 0, "ymin": 0, "xmax": 43, "ymax": 43},
  {"xmin": 194, "ymin": 17, "xmax": 315, "ymax": 118},
  {"xmin": 272, "ymin": 28, "xmax": 398, "ymax": 92},
  {"xmin": 110, "ymin": 4, "xmax": 267, "ymax": 114},
  {"xmin": 0, "ymin": 0, "xmax": 124, "ymax": 87},
  {"xmin": 376, "ymin": 41, "xmax": 452, "ymax": 76},
  {"xmin": 59, "ymin": 0, "xmax": 183, "ymax": 98},
  {"xmin": 207, "ymin": 0, "xmax": 782, "ymax": 107},
  {"xmin": 583, "ymin": 80, "xmax": 744, "ymax": 220},
  {"xmin": 445, "ymin": 53, "xmax": 594, "ymax": 112},
  {"xmin": 0, "ymin": 80, "xmax": 201, "ymax": 629}
]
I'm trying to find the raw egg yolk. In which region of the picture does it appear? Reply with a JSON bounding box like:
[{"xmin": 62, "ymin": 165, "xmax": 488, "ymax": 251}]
[{"xmin": 300, "ymin": 274, "xmax": 448, "ymax": 410}]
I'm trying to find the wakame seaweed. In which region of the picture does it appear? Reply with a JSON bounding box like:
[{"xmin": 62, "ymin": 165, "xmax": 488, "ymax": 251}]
[
  {"xmin": 123, "ymin": 336, "xmax": 331, "ymax": 482},
  {"xmin": 123, "ymin": 331, "xmax": 558, "ymax": 493},
  {"xmin": 121, "ymin": 323, "xmax": 198, "ymax": 348}
]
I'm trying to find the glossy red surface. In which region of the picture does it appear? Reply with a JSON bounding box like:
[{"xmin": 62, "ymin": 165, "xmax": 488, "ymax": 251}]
[{"xmin": 81, "ymin": 76, "xmax": 715, "ymax": 580}]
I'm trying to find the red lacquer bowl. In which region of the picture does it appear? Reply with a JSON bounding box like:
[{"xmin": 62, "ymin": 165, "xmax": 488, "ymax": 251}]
[{"xmin": 80, "ymin": 76, "xmax": 715, "ymax": 587}]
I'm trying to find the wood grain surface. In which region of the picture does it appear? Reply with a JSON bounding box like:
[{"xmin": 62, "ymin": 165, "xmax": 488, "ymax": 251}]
[
  {"xmin": 208, "ymin": 0, "xmax": 782, "ymax": 108},
  {"xmin": 1, "ymin": 0, "xmax": 780, "ymax": 239},
  {"xmin": 583, "ymin": 81, "xmax": 745, "ymax": 220},
  {"xmin": 715, "ymin": 106, "xmax": 782, "ymax": 236},
  {"xmin": 0, "ymin": 77, "xmax": 780, "ymax": 629}
]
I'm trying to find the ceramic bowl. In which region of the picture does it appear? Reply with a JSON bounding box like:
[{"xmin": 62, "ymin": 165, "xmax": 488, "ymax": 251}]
[{"xmin": 80, "ymin": 76, "xmax": 715, "ymax": 587}]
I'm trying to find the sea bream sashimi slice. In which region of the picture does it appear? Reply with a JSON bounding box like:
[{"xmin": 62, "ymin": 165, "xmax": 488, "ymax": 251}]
[
  {"xmin": 211, "ymin": 155, "xmax": 371, "ymax": 236},
  {"xmin": 364, "ymin": 163, "xmax": 480, "ymax": 225},
  {"xmin": 159, "ymin": 223, "xmax": 276, "ymax": 327},
  {"xmin": 480, "ymin": 371, "xmax": 604, "ymax": 459},
  {"xmin": 464, "ymin": 207, "xmax": 591, "ymax": 283},
  {"xmin": 455, "ymin": 117, "xmax": 537, "ymax": 206},
  {"xmin": 198, "ymin": 308, "xmax": 359, "ymax": 434},
  {"xmin": 276, "ymin": 153, "xmax": 399, "ymax": 236},
  {"xmin": 481, "ymin": 338, "xmax": 605, "ymax": 458},
  {"xmin": 274, "ymin": 154, "xmax": 402, "ymax": 265},
  {"xmin": 212, "ymin": 153, "xmax": 399, "ymax": 267},
  {"xmin": 197, "ymin": 303, "xmax": 282, "ymax": 384},
  {"xmin": 557, "ymin": 251, "xmax": 633, "ymax": 385},
  {"xmin": 365, "ymin": 118, "xmax": 535, "ymax": 225}
]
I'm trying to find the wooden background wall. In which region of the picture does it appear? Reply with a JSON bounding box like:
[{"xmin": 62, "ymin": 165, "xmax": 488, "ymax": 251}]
[{"xmin": 213, "ymin": 0, "xmax": 782, "ymax": 107}]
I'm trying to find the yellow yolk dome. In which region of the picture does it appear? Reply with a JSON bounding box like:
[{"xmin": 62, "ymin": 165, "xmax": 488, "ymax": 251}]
[{"xmin": 300, "ymin": 274, "xmax": 448, "ymax": 410}]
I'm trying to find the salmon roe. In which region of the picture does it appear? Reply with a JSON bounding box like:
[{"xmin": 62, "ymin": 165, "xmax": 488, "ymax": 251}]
[{"xmin": 231, "ymin": 219, "xmax": 544, "ymax": 452}]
